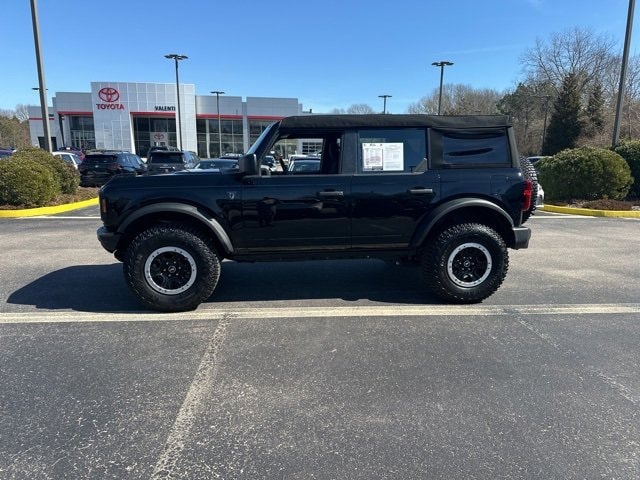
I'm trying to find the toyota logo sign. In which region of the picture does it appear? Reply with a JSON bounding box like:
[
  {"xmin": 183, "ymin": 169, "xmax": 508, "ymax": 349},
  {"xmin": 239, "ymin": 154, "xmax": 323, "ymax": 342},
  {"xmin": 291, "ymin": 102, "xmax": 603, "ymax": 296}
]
[{"xmin": 98, "ymin": 87, "xmax": 120, "ymax": 103}]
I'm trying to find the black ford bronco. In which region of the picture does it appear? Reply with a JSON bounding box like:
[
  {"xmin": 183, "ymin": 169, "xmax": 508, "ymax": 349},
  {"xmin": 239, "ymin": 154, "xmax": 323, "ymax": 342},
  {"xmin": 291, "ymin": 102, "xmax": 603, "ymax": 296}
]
[{"xmin": 97, "ymin": 114, "xmax": 533, "ymax": 312}]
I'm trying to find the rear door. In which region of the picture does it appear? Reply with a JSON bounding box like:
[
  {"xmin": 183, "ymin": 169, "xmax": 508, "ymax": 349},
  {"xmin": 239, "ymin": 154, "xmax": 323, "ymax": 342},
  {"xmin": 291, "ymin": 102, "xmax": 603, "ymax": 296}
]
[{"xmin": 350, "ymin": 128, "xmax": 440, "ymax": 250}]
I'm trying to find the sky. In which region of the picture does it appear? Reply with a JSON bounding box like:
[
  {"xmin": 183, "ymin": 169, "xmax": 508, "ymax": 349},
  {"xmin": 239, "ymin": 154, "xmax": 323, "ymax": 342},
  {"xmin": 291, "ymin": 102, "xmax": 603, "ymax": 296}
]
[{"xmin": 2, "ymin": 0, "xmax": 639, "ymax": 114}]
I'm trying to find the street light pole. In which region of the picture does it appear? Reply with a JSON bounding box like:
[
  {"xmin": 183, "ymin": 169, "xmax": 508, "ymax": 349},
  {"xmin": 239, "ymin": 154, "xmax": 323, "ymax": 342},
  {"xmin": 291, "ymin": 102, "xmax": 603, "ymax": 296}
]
[
  {"xmin": 378, "ymin": 94, "xmax": 392, "ymax": 114},
  {"xmin": 30, "ymin": 0, "xmax": 52, "ymax": 152},
  {"xmin": 210, "ymin": 91, "xmax": 225, "ymax": 157},
  {"xmin": 432, "ymin": 61, "xmax": 453, "ymax": 115},
  {"xmin": 165, "ymin": 53, "xmax": 188, "ymax": 150},
  {"xmin": 612, "ymin": 0, "xmax": 635, "ymax": 148}
]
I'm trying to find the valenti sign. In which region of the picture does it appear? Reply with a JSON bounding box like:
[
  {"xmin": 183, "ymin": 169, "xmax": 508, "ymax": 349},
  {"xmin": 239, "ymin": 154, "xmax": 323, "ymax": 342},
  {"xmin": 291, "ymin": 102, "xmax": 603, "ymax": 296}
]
[{"xmin": 96, "ymin": 87, "xmax": 125, "ymax": 110}]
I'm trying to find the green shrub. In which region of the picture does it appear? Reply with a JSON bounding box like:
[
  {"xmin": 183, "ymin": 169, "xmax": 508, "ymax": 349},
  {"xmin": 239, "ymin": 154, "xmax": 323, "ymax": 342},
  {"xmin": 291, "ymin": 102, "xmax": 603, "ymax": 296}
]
[
  {"xmin": 11, "ymin": 147, "xmax": 79, "ymax": 195},
  {"xmin": 0, "ymin": 158, "xmax": 58, "ymax": 207},
  {"xmin": 536, "ymin": 147, "xmax": 632, "ymax": 201},
  {"xmin": 614, "ymin": 141, "xmax": 640, "ymax": 198}
]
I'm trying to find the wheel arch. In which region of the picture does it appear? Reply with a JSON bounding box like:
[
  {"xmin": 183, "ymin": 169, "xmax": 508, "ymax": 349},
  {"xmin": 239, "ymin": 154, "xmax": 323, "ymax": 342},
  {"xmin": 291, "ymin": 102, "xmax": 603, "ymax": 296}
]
[
  {"xmin": 410, "ymin": 198, "xmax": 516, "ymax": 253},
  {"xmin": 114, "ymin": 203, "xmax": 233, "ymax": 260}
]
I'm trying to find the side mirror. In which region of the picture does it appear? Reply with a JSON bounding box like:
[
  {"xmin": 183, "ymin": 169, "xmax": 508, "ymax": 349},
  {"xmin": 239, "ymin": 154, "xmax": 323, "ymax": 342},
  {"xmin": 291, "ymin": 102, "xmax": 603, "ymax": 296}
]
[{"xmin": 239, "ymin": 153, "xmax": 258, "ymax": 175}]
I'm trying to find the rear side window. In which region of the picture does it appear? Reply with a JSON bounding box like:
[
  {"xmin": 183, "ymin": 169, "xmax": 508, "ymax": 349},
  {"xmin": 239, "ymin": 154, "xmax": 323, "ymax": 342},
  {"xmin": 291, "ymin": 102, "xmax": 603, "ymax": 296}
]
[
  {"xmin": 148, "ymin": 153, "xmax": 184, "ymax": 164},
  {"xmin": 430, "ymin": 129, "xmax": 510, "ymax": 168},
  {"xmin": 357, "ymin": 129, "xmax": 427, "ymax": 173}
]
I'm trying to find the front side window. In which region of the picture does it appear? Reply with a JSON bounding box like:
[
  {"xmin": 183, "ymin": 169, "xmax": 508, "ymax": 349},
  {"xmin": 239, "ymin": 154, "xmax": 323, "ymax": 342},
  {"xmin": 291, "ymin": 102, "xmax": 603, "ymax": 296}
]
[
  {"xmin": 264, "ymin": 131, "xmax": 342, "ymax": 175},
  {"xmin": 357, "ymin": 129, "xmax": 427, "ymax": 174}
]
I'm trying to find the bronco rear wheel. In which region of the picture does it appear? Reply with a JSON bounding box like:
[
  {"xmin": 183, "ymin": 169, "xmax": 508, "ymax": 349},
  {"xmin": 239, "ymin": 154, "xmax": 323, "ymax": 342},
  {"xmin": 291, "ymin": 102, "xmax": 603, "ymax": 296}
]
[
  {"xmin": 422, "ymin": 223, "xmax": 508, "ymax": 303},
  {"xmin": 123, "ymin": 224, "xmax": 220, "ymax": 312}
]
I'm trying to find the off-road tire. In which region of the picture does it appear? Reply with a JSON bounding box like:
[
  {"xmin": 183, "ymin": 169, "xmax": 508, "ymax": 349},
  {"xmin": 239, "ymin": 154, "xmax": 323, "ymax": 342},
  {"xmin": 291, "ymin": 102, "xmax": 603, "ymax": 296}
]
[
  {"xmin": 123, "ymin": 224, "xmax": 220, "ymax": 312},
  {"xmin": 520, "ymin": 156, "xmax": 538, "ymax": 223},
  {"xmin": 422, "ymin": 223, "xmax": 508, "ymax": 303}
]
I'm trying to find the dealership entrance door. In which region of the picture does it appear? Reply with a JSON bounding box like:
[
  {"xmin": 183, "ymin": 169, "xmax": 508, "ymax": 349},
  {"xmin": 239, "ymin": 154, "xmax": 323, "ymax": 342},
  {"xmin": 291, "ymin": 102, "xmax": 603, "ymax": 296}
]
[{"xmin": 133, "ymin": 116, "xmax": 176, "ymax": 157}]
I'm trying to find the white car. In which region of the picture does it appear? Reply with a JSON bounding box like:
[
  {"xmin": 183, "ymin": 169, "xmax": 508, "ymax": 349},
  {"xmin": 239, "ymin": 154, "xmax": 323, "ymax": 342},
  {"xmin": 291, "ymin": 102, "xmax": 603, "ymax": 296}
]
[
  {"xmin": 536, "ymin": 183, "xmax": 545, "ymax": 207},
  {"xmin": 53, "ymin": 151, "xmax": 81, "ymax": 170}
]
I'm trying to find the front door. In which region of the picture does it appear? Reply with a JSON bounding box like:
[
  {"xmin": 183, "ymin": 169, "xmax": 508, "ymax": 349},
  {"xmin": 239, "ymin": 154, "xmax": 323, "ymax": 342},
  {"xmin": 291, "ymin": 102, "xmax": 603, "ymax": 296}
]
[{"xmin": 239, "ymin": 173, "xmax": 351, "ymax": 253}]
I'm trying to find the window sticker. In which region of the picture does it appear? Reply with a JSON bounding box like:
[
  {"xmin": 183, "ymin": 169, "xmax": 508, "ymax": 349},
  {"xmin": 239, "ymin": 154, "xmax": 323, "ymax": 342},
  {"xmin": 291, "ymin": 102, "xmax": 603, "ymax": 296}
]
[{"xmin": 362, "ymin": 142, "xmax": 404, "ymax": 171}]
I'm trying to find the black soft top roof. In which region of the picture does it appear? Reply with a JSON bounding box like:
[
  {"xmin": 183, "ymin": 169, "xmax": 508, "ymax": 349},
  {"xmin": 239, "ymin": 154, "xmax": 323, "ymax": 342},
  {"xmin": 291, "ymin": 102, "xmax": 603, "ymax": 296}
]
[{"xmin": 279, "ymin": 114, "xmax": 511, "ymax": 130}]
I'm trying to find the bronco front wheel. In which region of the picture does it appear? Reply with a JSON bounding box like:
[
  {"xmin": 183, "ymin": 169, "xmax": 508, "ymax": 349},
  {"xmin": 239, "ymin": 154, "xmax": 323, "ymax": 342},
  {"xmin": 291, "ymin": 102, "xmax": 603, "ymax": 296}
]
[{"xmin": 123, "ymin": 225, "xmax": 220, "ymax": 312}]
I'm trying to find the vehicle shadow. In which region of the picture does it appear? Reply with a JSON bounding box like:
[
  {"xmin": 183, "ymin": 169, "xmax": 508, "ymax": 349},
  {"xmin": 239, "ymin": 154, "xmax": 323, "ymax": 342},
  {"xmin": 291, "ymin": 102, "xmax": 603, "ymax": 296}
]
[{"xmin": 7, "ymin": 260, "xmax": 438, "ymax": 313}]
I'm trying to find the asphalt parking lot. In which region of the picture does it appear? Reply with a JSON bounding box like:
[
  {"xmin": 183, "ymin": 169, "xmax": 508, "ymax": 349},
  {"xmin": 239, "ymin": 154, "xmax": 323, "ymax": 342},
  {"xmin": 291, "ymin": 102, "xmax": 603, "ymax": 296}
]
[{"xmin": 0, "ymin": 208, "xmax": 639, "ymax": 479}]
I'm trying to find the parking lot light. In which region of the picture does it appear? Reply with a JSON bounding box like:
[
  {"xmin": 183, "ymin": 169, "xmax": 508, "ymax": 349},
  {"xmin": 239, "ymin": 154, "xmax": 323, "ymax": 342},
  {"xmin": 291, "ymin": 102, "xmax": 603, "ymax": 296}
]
[
  {"xmin": 164, "ymin": 54, "xmax": 188, "ymax": 150},
  {"xmin": 432, "ymin": 61, "xmax": 454, "ymax": 115}
]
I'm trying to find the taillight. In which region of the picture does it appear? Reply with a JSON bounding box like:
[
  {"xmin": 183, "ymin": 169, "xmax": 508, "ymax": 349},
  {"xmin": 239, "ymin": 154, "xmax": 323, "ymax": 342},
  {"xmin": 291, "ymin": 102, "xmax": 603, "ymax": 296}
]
[{"xmin": 522, "ymin": 179, "xmax": 532, "ymax": 211}]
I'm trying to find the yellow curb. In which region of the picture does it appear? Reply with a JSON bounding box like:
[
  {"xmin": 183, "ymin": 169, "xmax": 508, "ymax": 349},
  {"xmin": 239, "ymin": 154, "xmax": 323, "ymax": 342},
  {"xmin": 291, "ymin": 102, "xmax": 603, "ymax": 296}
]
[
  {"xmin": 0, "ymin": 197, "xmax": 98, "ymax": 218},
  {"xmin": 541, "ymin": 204, "xmax": 640, "ymax": 218}
]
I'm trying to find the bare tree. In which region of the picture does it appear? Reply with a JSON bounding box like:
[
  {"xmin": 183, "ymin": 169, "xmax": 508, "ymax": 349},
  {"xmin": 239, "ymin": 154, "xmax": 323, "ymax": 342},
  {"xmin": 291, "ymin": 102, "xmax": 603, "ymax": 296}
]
[
  {"xmin": 14, "ymin": 104, "xmax": 30, "ymax": 123},
  {"xmin": 329, "ymin": 104, "xmax": 375, "ymax": 114},
  {"xmin": 408, "ymin": 84, "xmax": 502, "ymax": 115},
  {"xmin": 522, "ymin": 27, "xmax": 617, "ymax": 94},
  {"xmin": 346, "ymin": 103, "xmax": 375, "ymax": 114}
]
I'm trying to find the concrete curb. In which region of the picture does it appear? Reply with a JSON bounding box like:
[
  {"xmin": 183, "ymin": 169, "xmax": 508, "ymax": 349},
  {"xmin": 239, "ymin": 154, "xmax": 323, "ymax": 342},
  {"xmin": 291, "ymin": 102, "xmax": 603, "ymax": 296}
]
[
  {"xmin": 0, "ymin": 198, "xmax": 99, "ymax": 218},
  {"xmin": 541, "ymin": 204, "xmax": 640, "ymax": 218},
  {"xmin": 2, "ymin": 198, "xmax": 638, "ymax": 219}
]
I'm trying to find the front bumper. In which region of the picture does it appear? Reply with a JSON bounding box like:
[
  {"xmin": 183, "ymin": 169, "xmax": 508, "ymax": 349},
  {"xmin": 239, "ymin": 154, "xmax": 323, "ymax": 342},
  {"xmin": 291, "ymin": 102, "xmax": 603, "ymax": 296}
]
[{"xmin": 97, "ymin": 226, "xmax": 121, "ymax": 253}]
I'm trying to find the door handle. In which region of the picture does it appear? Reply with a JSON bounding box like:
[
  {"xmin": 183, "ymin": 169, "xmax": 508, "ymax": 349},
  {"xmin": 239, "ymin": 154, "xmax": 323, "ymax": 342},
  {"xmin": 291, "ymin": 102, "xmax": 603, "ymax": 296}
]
[
  {"xmin": 408, "ymin": 188, "xmax": 434, "ymax": 195},
  {"xmin": 318, "ymin": 190, "xmax": 344, "ymax": 197}
]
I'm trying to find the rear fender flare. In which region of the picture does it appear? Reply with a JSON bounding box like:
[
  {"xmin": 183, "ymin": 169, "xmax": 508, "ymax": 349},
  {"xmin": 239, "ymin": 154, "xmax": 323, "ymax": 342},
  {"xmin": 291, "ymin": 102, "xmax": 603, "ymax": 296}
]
[{"xmin": 410, "ymin": 198, "xmax": 514, "ymax": 250}]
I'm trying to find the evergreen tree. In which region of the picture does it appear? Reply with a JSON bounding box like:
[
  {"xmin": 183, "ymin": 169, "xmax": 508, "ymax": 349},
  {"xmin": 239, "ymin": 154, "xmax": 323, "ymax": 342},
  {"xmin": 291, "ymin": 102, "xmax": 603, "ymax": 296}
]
[
  {"xmin": 585, "ymin": 82, "xmax": 605, "ymax": 136},
  {"xmin": 542, "ymin": 73, "xmax": 584, "ymax": 155}
]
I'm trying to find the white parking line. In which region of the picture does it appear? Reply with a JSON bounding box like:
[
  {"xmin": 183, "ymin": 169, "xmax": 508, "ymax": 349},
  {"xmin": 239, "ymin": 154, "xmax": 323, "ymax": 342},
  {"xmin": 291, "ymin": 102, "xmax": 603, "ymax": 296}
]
[
  {"xmin": 151, "ymin": 315, "xmax": 230, "ymax": 479},
  {"xmin": 1, "ymin": 303, "xmax": 639, "ymax": 324}
]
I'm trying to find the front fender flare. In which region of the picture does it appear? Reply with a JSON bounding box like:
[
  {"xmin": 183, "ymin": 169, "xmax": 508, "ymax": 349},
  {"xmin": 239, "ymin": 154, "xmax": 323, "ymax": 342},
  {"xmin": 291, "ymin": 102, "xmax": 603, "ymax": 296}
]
[{"xmin": 117, "ymin": 202, "xmax": 234, "ymax": 254}]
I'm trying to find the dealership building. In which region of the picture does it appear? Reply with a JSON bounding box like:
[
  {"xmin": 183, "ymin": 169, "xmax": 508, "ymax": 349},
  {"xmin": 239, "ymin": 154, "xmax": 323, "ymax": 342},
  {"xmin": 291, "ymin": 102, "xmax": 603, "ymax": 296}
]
[{"xmin": 28, "ymin": 81, "xmax": 310, "ymax": 158}]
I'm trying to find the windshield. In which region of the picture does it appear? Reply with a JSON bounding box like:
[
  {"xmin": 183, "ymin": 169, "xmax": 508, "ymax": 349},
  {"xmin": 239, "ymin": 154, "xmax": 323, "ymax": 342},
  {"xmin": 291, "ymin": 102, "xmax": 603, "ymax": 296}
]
[
  {"xmin": 246, "ymin": 122, "xmax": 277, "ymax": 156},
  {"xmin": 148, "ymin": 153, "xmax": 184, "ymax": 164},
  {"xmin": 84, "ymin": 155, "xmax": 117, "ymax": 164}
]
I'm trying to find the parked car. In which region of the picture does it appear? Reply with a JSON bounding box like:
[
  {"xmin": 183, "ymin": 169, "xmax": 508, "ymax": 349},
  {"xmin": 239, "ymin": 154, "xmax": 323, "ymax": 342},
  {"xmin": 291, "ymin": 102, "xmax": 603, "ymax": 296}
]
[
  {"xmin": 525, "ymin": 156, "xmax": 548, "ymax": 211},
  {"xmin": 53, "ymin": 151, "xmax": 81, "ymax": 170},
  {"xmin": 536, "ymin": 183, "xmax": 545, "ymax": 207},
  {"xmin": 146, "ymin": 145, "xmax": 180, "ymax": 157},
  {"xmin": 219, "ymin": 153, "xmax": 243, "ymax": 160},
  {"xmin": 288, "ymin": 157, "xmax": 321, "ymax": 173},
  {"xmin": 261, "ymin": 155, "xmax": 277, "ymax": 171},
  {"xmin": 194, "ymin": 159, "xmax": 239, "ymax": 171},
  {"xmin": 78, "ymin": 151, "xmax": 145, "ymax": 187},
  {"xmin": 0, "ymin": 149, "xmax": 13, "ymax": 159},
  {"xmin": 98, "ymin": 114, "xmax": 533, "ymax": 312},
  {"xmin": 146, "ymin": 150, "xmax": 200, "ymax": 175},
  {"xmin": 58, "ymin": 146, "xmax": 85, "ymax": 161}
]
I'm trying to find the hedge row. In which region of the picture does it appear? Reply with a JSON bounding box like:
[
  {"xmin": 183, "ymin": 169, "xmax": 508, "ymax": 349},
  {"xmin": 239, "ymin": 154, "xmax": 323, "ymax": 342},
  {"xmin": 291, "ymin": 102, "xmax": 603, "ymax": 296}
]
[
  {"xmin": 0, "ymin": 147, "xmax": 80, "ymax": 207},
  {"xmin": 535, "ymin": 146, "xmax": 634, "ymax": 201},
  {"xmin": 614, "ymin": 141, "xmax": 640, "ymax": 198}
]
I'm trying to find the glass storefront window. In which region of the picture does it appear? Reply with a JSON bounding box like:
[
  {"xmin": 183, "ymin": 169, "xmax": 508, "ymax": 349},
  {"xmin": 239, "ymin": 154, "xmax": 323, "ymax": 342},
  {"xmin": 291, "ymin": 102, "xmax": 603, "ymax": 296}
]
[
  {"xmin": 133, "ymin": 116, "xmax": 176, "ymax": 156},
  {"xmin": 69, "ymin": 115, "xmax": 95, "ymax": 150},
  {"xmin": 249, "ymin": 120, "xmax": 275, "ymax": 149},
  {"xmin": 207, "ymin": 118, "xmax": 243, "ymax": 157}
]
